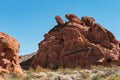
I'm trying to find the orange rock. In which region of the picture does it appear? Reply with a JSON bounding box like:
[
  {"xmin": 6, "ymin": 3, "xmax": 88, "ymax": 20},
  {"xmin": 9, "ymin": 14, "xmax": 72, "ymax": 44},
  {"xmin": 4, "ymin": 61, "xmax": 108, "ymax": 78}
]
[
  {"xmin": 0, "ymin": 32, "xmax": 23, "ymax": 75},
  {"xmin": 0, "ymin": 77, "xmax": 4, "ymax": 80}
]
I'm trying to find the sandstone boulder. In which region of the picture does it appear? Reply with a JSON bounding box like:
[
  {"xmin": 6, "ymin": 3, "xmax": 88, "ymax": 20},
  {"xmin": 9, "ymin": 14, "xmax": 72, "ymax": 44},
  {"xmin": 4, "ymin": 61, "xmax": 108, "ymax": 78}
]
[
  {"xmin": 81, "ymin": 16, "xmax": 95, "ymax": 27},
  {"xmin": 31, "ymin": 14, "xmax": 120, "ymax": 69},
  {"xmin": 55, "ymin": 16, "xmax": 64, "ymax": 25},
  {"xmin": 0, "ymin": 32, "xmax": 23, "ymax": 75},
  {"xmin": 65, "ymin": 14, "xmax": 85, "ymax": 26}
]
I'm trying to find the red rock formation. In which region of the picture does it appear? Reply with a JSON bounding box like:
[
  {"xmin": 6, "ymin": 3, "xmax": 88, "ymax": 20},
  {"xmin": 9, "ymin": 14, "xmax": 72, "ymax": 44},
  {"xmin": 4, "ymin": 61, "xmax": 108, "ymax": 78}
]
[
  {"xmin": 0, "ymin": 32, "xmax": 23, "ymax": 75},
  {"xmin": 81, "ymin": 16, "xmax": 95, "ymax": 27},
  {"xmin": 31, "ymin": 14, "xmax": 120, "ymax": 69},
  {"xmin": 66, "ymin": 14, "xmax": 85, "ymax": 26},
  {"xmin": 55, "ymin": 16, "xmax": 64, "ymax": 25}
]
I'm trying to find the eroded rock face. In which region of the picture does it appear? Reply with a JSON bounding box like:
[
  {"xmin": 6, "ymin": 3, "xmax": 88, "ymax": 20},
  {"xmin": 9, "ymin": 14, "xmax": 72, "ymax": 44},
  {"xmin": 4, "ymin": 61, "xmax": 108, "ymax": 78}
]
[
  {"xmin": 0, "ymin": 32, "xmax": 23, "ymax": 75},
  {"xmin": 31, "ymin": 14, "xmax": 120, "ymax": 69}
]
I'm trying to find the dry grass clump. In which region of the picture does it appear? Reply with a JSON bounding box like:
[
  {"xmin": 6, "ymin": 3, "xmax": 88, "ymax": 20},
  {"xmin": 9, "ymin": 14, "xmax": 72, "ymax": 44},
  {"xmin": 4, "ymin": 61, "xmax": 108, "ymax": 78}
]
[
  {"xmin": 80, "ymin": 72, "xmax": 90, "ymax": 80},
  {"xmin": 27, "ymin": 66, "xmax": 50, "ymax": 73},
  {"xmin": 91, "ymin": 75, "xmax": 120, "ymax": 80},
  {"xmin": 56, "ymin": 67, "xmax": 75, "ymax": 74},
  {"xmin": 24, "ymin": 66, "xmax": 50, "ymax": 80},
  {"xmin": 106, "ymin": 75, "xmax": 120, "ymax": 80},
  {"xmin": 91, "ymin": 75, "xmax": 104, "ymax": 80},
  {"xmin": 0, "ymin": 72, "xmax": 24, "ymax": 80}
]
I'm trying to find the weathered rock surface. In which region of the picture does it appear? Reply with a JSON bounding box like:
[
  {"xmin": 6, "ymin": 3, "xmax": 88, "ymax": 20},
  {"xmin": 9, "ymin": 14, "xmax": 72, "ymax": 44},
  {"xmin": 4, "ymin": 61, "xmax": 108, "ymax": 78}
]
[
  {"xmin": 31, "ymin": 14, "xmax": 120, "ymax": 69},
  {"xmin": 0, "ymin": 32, "xmax": 23, "ymax": 75}
]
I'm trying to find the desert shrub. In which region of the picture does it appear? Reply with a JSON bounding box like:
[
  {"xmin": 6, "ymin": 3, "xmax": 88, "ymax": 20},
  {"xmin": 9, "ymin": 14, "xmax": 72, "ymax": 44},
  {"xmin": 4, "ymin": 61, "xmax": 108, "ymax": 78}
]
[
  {"xmin": 74, "ymin": 66, "xmax": 82, "ymax": 70},
  {"xmin": 81, "ymin": 72, "xmax": 90, "ymax": 80},
  {"xmin": 91, "ymin": 75, "xmax": 103, "ymax": 80},
  {"xmin": 107, "ymin": 75, "xmax": 120, "ymax": 80},
  {"xmin": 56, "ymin": 67, "xmax": 74, "ymax": 74},
  {"xmin": 35, "ymin": 66, "xmax": 50, "ymax": 73},
  {"xmin": 23, "ymin": 75, "xmax": 34, "ymax": 80},
  {"xmin": 27, "ymin": 66, "xmax": 50, "ymax": 73},
  {"xmin": 23, "ymin": 66, "xmax": 49, "ymax": 80},
  {"xmin": 92, "ymin": 65, "xmax": 106, "ymax": 70}
]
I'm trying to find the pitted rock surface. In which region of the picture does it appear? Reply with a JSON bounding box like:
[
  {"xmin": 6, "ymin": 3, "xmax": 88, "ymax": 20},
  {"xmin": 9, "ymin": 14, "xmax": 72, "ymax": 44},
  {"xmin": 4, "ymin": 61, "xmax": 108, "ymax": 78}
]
[{"xmin": 0, "ymin": 32, "xmax": 23, "ymax": 75}]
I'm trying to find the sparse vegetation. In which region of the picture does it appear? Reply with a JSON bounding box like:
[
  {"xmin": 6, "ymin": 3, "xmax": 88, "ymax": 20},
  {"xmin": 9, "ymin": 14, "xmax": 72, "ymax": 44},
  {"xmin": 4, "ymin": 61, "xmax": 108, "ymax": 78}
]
[
  {"xmin": 1, "ymin": 73, "xmax": 24, "ymax": 80},
  {"xmin": 91, "ymin": 75, "xmax": 103, "ymax": 80},
  {"xmin": 35, "ymin": 66, "xmax": 51, "ymax": 73},
  {"xmin": 1, "ymin": 65, "xmax": 120, "ymax": 80},
  {"xmin": 56, "ymin": 67, "xmax": 75, "ymax": 74},
  {"xmin": 91, "ymin": 65, "xmax": 106, "ymax": 70},
  {"xmin": 107, "ymin": 75, "xmax": 120, "ymax": 80},
  {"xmin": 81, "ymin": 72, "xmax": 90, "ymax": 80}
]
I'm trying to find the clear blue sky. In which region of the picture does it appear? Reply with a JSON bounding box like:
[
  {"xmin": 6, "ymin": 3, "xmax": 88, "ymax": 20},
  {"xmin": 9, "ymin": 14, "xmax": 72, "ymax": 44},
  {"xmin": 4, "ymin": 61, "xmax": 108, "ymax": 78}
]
[{"xmin": 0, "ymin": 0, "xmax": 120, "ymax": 55}]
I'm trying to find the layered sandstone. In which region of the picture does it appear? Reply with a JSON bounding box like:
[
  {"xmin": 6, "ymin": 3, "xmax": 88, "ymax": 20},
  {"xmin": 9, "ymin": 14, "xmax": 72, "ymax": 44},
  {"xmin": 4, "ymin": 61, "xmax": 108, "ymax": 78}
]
[{"xmin": 31, "ymin": 14, "xmax": 120, "ymax": 69}]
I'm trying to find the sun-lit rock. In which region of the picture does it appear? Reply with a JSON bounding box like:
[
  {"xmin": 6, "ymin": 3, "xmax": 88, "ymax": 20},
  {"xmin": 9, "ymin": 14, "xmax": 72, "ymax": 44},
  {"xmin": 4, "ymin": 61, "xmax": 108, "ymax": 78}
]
[
  {"xmin": 0, "ymin": 32, "xmax": 23, "ymax": 75},
  {"xmin": 31, "ymin": 14, "xmax": 120, "ymax": 69}
]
